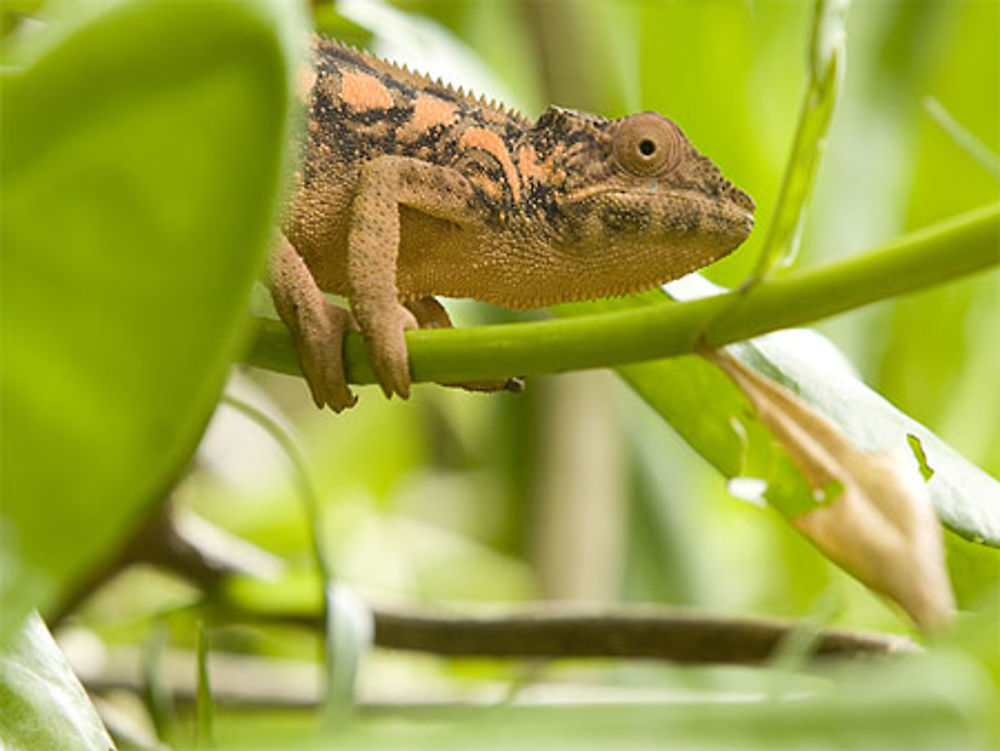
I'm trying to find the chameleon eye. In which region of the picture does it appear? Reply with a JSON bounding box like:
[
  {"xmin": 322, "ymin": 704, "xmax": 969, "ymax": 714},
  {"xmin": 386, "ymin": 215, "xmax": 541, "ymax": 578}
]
[{"xmin": 613, "ymin": 112, "xmax": 682, "ymax": 176}]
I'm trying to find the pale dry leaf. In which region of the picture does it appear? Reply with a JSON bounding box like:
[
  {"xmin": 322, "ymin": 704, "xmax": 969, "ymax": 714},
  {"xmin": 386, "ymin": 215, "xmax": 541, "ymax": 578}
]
[{"xmin": 706, "ymin": 349, "xmax": 955, "ymax": 632}]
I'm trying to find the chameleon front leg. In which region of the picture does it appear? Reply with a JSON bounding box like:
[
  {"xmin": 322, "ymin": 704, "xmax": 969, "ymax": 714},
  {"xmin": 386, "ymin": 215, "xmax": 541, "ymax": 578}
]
[
  {"xmin": 347, "ymin": 156, "xmax": 481, "ymax": 399},
  {"xmin": 269, "ymin": 233, "xmax": 359, "ymax": 412},
  {"xmin": 405, "ymin": 297, "xmax": 524, "ymax": 394}
]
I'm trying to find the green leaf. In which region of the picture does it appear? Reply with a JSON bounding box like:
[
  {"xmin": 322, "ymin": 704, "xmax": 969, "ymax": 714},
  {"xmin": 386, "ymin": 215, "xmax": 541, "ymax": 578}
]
[
  {"xmin": 731, "ymin": 331, "xmax": 1000, "ymax": 548},
  {"xmin": 322, "ymin": 583, "xmax": 373, "ymax": 722},
  {"xmin": 187, "ymin": 650, "xmax": 991, "ymax": 750},
  {"xmin": 0, "ymin": 612, "xmax": 115, "ymax": 751},
  {"xmin": 749, "ymin": 0, "xmax": 849, "ymax": 282},
  {"xmin": 563, "ymin": 278, "xmax": 1000, "ymax": 551},
  {"xmin": 0, "ymin": 0, "xmax": 304, "ymax": 643}
]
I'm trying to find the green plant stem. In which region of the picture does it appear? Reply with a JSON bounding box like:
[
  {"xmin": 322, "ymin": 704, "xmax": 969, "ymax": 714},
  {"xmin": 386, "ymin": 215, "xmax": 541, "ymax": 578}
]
[
  {"xmin": 219, "ymin": 395, "xmax": 357, "ymax": 720},
  {"xmin": 923, "ymin": 96, "xmax": 1000, "ymax": 181},
  {"xmin": 750, "ymin": 0, "xmax": 849, "ymax": 281},
  {"xmin": 195, "ymin": 620, "xmax": 213, "ymax": 747},
  {"xmin": 220, "ymin": 396, "xmax": 331, "ymax": 582},
  {"xmin": 243, "ymin": 203, "xmax": 999, "ymax": 386}
]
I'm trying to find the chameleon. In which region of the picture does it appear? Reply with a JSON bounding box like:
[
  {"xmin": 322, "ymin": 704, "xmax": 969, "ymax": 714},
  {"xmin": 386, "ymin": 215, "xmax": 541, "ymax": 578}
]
[{"xmin": 272, "ymin": 37, "xmax": 755, "ymax": 412}]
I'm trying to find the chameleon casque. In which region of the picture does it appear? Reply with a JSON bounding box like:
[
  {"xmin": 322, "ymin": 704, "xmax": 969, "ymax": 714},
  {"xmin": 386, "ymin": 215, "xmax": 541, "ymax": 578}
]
[{"xmin": 272, "ymin": 37, "xmax": 756, "ymax": 412}]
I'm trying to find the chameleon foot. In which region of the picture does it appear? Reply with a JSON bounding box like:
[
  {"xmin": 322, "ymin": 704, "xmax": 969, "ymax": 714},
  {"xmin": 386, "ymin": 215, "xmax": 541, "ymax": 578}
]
[
  {"xmin": 360, "ymin": 302, "xmax": 418, "ymax": 400},
  {"xmin": 292, "ymin": 301, "xmax": 359, "ymax": 413}
]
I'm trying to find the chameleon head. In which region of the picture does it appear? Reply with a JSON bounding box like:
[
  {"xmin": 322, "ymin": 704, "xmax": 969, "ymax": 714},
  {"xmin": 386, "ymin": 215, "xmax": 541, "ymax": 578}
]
[
  {"xmin": 609, "ymin": 111, "xmax": 755, "ymax": 242},
  {"xmin": 540, "ymin": 108, "xmax": 755, "ymax": 297}
]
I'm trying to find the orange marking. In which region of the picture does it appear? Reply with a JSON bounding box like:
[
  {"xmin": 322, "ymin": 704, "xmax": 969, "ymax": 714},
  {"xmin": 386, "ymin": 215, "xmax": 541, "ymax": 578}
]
[
  {"xmin": 397, "ymin": 94, "xmax": 459, "ymax": 141},
  {"xmin": 339, "ymin": 69, "xmax": 393, "ymax": 111},
  {"xmin": 459, "ymin": 127, "xmax": 521, "ymax": 202},
  {"xmin": 565, "ymin": 184, "xmax": 611, "ymax": 202},
  {"xmin": 516, "ymin": 144, "xmax": 550, "ymax": 183}
]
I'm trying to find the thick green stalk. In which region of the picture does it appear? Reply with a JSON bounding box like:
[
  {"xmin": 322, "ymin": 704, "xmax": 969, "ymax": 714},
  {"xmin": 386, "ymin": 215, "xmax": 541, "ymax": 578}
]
[{"xmin": 243, "ymin": 203, "xmax": 999, "ymax": 385}]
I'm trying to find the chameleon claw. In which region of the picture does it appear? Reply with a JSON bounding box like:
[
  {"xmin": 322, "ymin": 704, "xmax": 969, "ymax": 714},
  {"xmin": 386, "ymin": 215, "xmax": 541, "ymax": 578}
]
[
  {"xmin": 364, "ymin": 302, "xmax": 416, "ymax": 401},
  {"xmin": 505, "ymin": 377, "xmax": 526, "ymax": 393}
]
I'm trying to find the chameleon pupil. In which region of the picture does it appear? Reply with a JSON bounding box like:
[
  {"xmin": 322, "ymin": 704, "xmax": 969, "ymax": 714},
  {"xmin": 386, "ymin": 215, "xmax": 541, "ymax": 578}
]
[{"xmin": 639, "ymin": 139, "xmax": 656, "ymax": 156}]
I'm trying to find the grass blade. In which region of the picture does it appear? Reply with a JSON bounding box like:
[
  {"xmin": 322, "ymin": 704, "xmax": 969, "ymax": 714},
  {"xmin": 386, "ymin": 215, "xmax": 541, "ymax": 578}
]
[
  {"xmin": 924, "ymin": 96, "xmax": 1000, "ymax": 181},
  {"xmin": 748, "ymin": 0, "xmax": 850, "ymax": 283},
  {"xmin": 220, "ymin": 395, "xmax": 371, "ymax": 722},
  {"xmin": 195, "ymin": 620, "xmax": 213, "ymax": 747}
]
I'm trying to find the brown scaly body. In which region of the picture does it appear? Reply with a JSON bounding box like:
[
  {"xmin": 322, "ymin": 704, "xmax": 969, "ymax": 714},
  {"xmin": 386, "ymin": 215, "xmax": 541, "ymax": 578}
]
[{"xmin": 272, "ymin": 37, "xmax": 755, "ymax": 411}]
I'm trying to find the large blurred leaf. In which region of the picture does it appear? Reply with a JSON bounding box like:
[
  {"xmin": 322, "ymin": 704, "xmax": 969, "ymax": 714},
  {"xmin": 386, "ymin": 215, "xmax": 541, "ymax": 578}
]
[
  {"xmin": 0, "ymin": 0, "xmax": 303, "ymax": 642},
  {"xmin": 0, "ymin": 612, "xmax": 114, "ymax": 751},
  {"xmin": 190, "ymin": 648, "xmax": 992, "ymax": 751}
]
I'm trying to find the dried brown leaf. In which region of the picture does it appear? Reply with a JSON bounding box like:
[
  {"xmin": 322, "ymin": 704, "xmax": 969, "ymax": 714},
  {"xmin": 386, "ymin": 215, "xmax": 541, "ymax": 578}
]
[{"xmin": 707, "ymin": 349, "xmax": 955, "ymax": 631}]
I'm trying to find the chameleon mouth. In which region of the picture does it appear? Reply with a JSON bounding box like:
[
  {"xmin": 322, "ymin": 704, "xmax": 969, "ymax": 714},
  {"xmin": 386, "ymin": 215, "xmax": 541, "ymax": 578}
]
[{"xmin": 668, "ymin": 191, "xmax": 756, "ymax": 244}]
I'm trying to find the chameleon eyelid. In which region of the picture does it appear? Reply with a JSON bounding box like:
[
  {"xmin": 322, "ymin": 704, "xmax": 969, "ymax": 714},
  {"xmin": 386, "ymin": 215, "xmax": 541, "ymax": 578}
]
[{"xmin": 613, "ymin": 112, "xmax": 682, "ymax": 176}]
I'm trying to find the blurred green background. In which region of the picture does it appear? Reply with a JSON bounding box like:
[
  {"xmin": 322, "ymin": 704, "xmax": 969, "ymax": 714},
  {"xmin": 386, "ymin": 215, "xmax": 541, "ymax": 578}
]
[{"xmin": 2, "ymin": 0, "xmax": 999, "ymax": 749}]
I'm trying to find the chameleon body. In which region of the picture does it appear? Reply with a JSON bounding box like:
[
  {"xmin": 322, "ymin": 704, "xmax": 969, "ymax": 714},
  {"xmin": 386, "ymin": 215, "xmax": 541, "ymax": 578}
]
[{"xmin": 273, "ymin": 37, "xmax": 755, "ymax": 411}]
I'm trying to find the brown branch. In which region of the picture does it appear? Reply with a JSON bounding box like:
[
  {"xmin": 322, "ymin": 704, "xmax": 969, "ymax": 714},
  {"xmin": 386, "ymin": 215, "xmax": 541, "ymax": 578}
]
[
  {"xmin": 59, "ymin": 501, "xmax": 919, "ymax": 666},
  {"xmin": 373, "ymin": 607, "xmax": 918, "ymax": 662},
  {"xmin": 54, "ymin": 499, "xmax": 283, "ymax": 625},
  {"xmin": 53, "ymin": 500, "xmax": 190, "ymax": 624},
  {"xmin": 244, "ymin": 603, "xmax": 917, "ymax": 664}
]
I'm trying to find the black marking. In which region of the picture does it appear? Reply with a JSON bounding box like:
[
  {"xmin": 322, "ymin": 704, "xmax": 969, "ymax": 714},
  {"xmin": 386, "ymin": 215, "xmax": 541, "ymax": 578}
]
[
  {"xmin": 524, "ymin": 181, "xmax": 571, "ymax": 238},
  {"xmin": 398, "ymin": 126, "xmax": 459, "ymax": 164},
  {"xmin": 339, "ymin": 104, "xmax": 410, "ymax": 127},
  {"xmin": 310, "ymin": 86, "xmax": 374, "ymax": 166},
  {"xmin": 602, "ymin": 205, "xmax": 650, "ymax": 234},
  {"xmin": 668, "ymin": 211, "xmax": 700, "ymax": 234},
  {"xmin": 666, "ymin": 177, "xmax": 701, "ymax": 194},
  {"xmin": 468, "ymin": 185, "xmax": 506, "ymax": 227},
  {"xmin": 424, "ymin": 82, "xmax": 463, "ymax": 103}
]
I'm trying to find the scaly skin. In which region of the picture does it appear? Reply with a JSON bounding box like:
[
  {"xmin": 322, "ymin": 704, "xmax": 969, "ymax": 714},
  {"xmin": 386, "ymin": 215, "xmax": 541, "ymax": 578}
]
[{"xmin": 274, "ymin": 37, "xmax": 756, "ymax": 411}]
